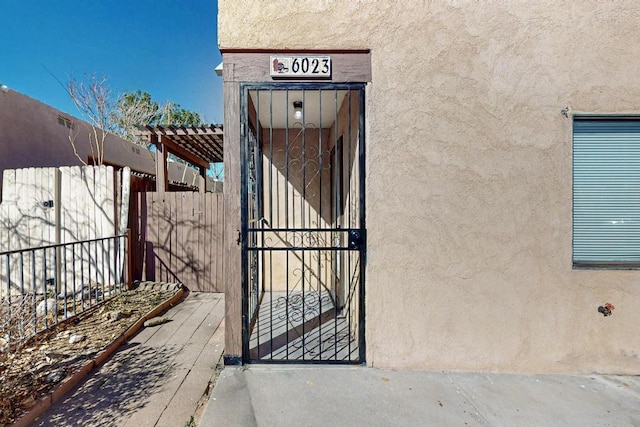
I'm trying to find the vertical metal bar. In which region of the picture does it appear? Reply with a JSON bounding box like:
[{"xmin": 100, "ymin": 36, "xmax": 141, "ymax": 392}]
[
  {"xmin": 317, "ymin": 248, "xmax": 322, "ymax": 360},
  {"xmin": 62, "ymin": 244, "xmax": 67, "ymax": 319},
  {"xmin": 123, "ymin": 233, "xmax": 128, "ymax": 292},
  {"xmin": 252, "ymin": 90, "xmax": 261, "ymax": 361},
  {"xmin": 19, "ymin": 251, "xmax": 24, "ymax": 340},
  {"xmin": 347, "ymin": 88, "xmax": 352, "ymax": 360},
  {"xmin": 269, "ymin": 248, "xmax": 273, "ymax": 361},
  {"xmin": 98, "ymin": 239, "xmax": 102, "ymax": 302},
  {"xmin": 88, "ymin": 241, "xmax": 94, "ymax": 307},
  {"xmin": 101, "ymin": 238, "xmax": 105, "ymax": 301},
  {"xmin": 317, "ymin": 90, "xmax": 324, "ymax": 360},
  {"xmin": 91, "ymin": 240, "xmax": 96, "ymax": 303},
  {"xmin": 268, "ymin": 89, "xmax": 274, "ymax": 361},
  {"xmin": 301, "ymin": 89, "xmax": 306, "ymax": 361},
  {"xmin": 285, "ymin": 249, "xmax": 289, "ymax": 360},
  {"xmin": 121, "ymin": 235, "xmax": 125, "ymax": 292},
  {"xmin": 319, "ymin": 89, "xmax": 323, "ymax": 229},
  {"xmin": 284, "ymin": 89, "xmax": 291, "ymax": 360},
  {"xmin": 348, "ymin": 88, "xmax": 352, "ymax": 230},
  {"xmin": 118, "ymin": 235, "xmax": 122, "ymax": 292},
  {"xmin": 53, "ymin": 245, "xmax": 59, "ymax": 326},
  {"xmin": 19, "ymin": 252, "xmax": 24, "ymax": 296},
  {"xmin": 302, "ymin": 89, "xmax": 306, "ymax": 229},
  {"xmin": 72, "ymin": 243, "xmax": 77, "ymax": 315},
  {"xmin": 358, "ymin": 85, "xmax": 367, "ymax": 363},
  {"xmin": 109, "ymin": 237, "xmax": 114, "ymax": 293},
  {"xmin": 80, "ymin": 241, "xmax": 85, "ymax": 311},
  {"xmin": 5, "ymin": 254, "xmax": 11, "ymax": 344},
  {"xmin": 301, "ymin": 249, "xmax": 306, "ymax": 361},
  {"xmin": 240, "ymin": 86, "xmax": 250, "ymax": 363},
  {"xmin": 116, "ymin": 236, "xmax": 119, "ymax": 292},
  {"xmin": 107, "ymin": 238, "xmax": 112, "ymax": 298},
  {"xmin": 285, "ymin": 90, "xmax": 290, "ymax": 230},
  {"xmin": 42, "ymin": 247, "xmax": 48, "ymax": 328},
  {"xmin": 31, "ymin": 250, "xmax": 36, "ymax": 335},
  {"xmin": 269, "ymin": 89, "xmax": 274, "ymax": 225},
  {"xmin": 334, "ymin": 89, "xmax": 339, "ymax": 360}
]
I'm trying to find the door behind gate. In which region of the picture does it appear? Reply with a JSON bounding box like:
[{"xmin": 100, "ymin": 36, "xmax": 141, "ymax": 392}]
[{"xmin": 241, "ymin": 83, "xmax": 366, "ymax": 363}]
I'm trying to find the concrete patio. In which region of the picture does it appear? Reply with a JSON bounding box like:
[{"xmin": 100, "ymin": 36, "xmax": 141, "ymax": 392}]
[
  {"xmin": 201, "ymin": 366, "xmax": 640, "ymax": 426},
  {"xmin": 34, "ymin": 292, "xmax": 225, "ymax": 427}
]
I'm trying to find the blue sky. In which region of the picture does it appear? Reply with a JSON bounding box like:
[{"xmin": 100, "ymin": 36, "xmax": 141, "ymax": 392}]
[{"xmin": 0, "ymin": 0, "xmax": 223, "ymax": 124}]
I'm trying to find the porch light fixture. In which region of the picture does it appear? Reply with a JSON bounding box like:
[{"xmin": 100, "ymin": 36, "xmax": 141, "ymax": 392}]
[{"xmin": 293, "ymin": 101, "xmax": 303, "ymax": 120}]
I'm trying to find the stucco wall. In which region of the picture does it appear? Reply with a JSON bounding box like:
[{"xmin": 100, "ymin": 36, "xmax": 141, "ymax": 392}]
[{"xmin": 219, "ymin": 1, "xmax": 640, "ymax": 373}]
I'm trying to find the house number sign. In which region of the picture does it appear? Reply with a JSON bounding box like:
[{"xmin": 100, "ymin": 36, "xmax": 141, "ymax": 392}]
[{"xmin": 270, "ymin": 55, "xmax": 332, "ymax": 78}]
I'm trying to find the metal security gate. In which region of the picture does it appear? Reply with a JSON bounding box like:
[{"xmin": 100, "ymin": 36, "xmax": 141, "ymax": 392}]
[{"xmin": 241, "ymin": 83, "xmax": 366, "ymax": 363}]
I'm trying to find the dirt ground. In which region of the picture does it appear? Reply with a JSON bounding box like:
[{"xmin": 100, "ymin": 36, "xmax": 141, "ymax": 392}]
[{"xmin": 0, "ymin": 287, "xmax": 178, "ymax": 425}]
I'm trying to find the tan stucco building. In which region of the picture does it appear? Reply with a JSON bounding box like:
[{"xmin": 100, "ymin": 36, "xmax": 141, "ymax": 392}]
[
  {"xmin": 0, "ymin": 89, "xmax": 216, "ymax": 190},
  {"xmin": 218, "ymin": 1, "xmax": 640, "ymax": 373}
]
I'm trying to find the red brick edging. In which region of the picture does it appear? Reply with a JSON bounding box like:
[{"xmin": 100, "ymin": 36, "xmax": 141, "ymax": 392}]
[{"xmin": 12, "ymin": 285, "xmax": 188, "ymax": 427}]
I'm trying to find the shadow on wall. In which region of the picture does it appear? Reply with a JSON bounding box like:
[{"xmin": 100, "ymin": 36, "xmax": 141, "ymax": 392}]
[
  {"xmin": 0, "ymin": 166, "xmax": 129, "ymax": 296},
  {"xmin": 129, "ymin": 192, "xmax": 224, "ymax": 293}
]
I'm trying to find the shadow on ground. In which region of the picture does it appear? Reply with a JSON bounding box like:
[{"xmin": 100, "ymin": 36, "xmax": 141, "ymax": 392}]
[{"xmin": 35, "ymin": 343, "xmax": 177, "ymax": 426}]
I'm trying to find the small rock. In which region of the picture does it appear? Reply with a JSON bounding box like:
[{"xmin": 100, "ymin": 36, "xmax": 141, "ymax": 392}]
[
  {"xmin": 69, "ymin": 334, "xmax": 86, "ymax": 344},
  {"xmin": 36, "ymin": 298, "xmax": 57, "ymax": 317},
  {"xmin": 144, "ymin": 317, "xmax": 170, "ymax": 327},
  {"xmin": 46, "ymin": 369, "xmax": 66, "ymax": 384},
  {"xmin": 45, "ymin": 352, "xmax": 68, "ymax": 363},
  {"xmin": 103, "ymin": 310, "xmax": 124, "ymax": 322}
]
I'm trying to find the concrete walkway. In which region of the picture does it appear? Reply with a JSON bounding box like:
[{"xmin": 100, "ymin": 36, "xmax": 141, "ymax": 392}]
[
  {"xmin": 200, "ymin": 366, "xmax": 640, "ymax": 426},
  {"xmin": 35, "ymin": 292, "xmax": 225, "ymax": 427}
]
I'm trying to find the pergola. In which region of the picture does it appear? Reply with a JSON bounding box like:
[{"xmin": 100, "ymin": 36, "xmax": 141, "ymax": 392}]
[{"xmin": 141, "ymin": 124, "xmax": 223, "ymax": 193}]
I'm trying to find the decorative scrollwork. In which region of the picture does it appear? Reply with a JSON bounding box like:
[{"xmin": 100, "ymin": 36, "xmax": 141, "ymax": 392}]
[
  {"xmin": 258, "ymin": 229, "xmax": 346, "ymax": 250},
  {"xmin": 271, "ymin": 123, "xmax": 333, "ymax": 191},
  {"xmin": 301, "ymin": 329, "xmax": 354, "ymax": 357},
  {"xmin": 276, "ymin": 290, "xmax": 333, "ymax": 323}
]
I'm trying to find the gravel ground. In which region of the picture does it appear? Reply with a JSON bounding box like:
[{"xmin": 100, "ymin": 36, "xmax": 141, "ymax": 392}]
[{"xmin": 0, "ymin": 286, "xmax": 179, "ymax": 425}]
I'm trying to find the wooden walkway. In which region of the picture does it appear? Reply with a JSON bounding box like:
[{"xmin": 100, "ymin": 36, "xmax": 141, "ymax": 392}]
[{"xmin": 34, "ymin": 292, "xmax": 225, "ymax": 427}]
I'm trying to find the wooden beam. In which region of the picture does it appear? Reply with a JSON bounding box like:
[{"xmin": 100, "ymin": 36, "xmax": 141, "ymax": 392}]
[
  {"xmin": 157, "ymin": 134, "xmax": 210, "ymax": 169},
  {"xmin": 222, "ymin": 52, "xmax": 372, "ymax": 83},
  {"xmin": 153, "ymin": 134, "xmax": 168, "ymax": 194},
  {"xmin": 198, "ymin": 166, "xmax": 206, "ymax": 194}
]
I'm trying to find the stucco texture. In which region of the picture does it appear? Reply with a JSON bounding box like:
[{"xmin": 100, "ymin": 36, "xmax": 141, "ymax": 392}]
[{"xmin": 219, "ymin": 1, "xmax": 640, "ymax": 373}]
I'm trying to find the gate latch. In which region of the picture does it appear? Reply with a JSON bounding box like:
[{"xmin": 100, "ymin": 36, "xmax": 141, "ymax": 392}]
[{"xmin": 348, "ymin": 229, "xmax": 366, "ymax": 250}]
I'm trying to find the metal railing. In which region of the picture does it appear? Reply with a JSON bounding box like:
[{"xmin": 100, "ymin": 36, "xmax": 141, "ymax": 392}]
[{"xmin": 0, "ymin": 234, "xmax": 129, "ymax": 349}]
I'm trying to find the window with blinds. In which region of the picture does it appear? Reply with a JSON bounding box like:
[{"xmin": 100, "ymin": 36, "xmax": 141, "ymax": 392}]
[{"xmin": 573, "ymin": 118, "xmax": 640, "ymax": 267}]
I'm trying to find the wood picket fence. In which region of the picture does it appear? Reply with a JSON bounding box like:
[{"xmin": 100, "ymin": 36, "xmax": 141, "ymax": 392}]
[{"xmin": 129, "ymin": 191, "xmax": 224, "ymax": 292}]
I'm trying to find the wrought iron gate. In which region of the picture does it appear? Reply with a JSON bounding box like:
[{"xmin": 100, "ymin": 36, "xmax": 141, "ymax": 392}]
[{"xmin": 241, "ymin": 83, "xmax": 366, "ymax": 363}]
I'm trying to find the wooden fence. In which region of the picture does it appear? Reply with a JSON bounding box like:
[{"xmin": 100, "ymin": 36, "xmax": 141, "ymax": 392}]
[
  {"xmin": 129, "ymin": 192, "xmax": 224, "ymax": 292},
  {"xmin": 0, "ymin": 166, "xmax": 130, "ymax": 296},
  {"xmin": 0, "ymin": 166, "xmax": 223, "ymax": 294}
]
